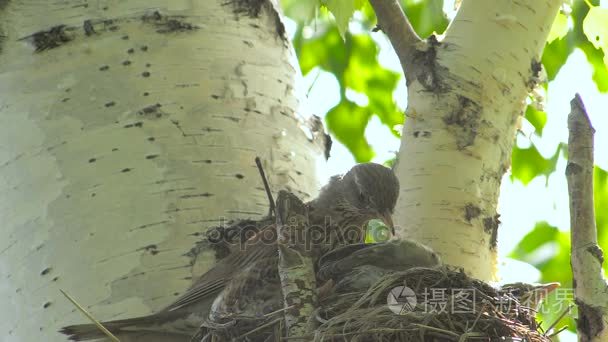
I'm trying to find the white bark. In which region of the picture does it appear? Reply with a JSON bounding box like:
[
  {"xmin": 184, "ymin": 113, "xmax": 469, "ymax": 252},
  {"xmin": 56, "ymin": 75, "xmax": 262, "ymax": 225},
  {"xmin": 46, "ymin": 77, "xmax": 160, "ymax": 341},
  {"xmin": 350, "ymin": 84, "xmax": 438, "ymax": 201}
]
[
  {"xmin": 0, "ymin": 1, "xmax": 326, "ymax": 341},
  {"xmin": 394, "ymin": 0, "xmax": 562, "ymax": 281}
]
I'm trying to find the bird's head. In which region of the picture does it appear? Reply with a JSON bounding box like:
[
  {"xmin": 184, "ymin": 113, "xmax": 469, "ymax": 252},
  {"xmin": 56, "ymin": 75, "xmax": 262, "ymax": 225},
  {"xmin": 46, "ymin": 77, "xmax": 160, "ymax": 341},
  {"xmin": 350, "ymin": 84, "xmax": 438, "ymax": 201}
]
[
  {"xmin": 500, "ymin": 282, "xmax": 560, "ymax": 310},
  {"xmin": 340, "ymin": 163, "xmax": 399, "ymax": 238}
]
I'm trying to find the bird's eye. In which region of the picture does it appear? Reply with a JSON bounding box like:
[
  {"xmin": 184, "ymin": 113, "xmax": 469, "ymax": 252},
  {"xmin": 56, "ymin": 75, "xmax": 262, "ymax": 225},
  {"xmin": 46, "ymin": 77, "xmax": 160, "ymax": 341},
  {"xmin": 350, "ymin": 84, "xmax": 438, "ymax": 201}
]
[{"xmin": 365, "ymin": 219, "xmax": 391, "ymax": 244}]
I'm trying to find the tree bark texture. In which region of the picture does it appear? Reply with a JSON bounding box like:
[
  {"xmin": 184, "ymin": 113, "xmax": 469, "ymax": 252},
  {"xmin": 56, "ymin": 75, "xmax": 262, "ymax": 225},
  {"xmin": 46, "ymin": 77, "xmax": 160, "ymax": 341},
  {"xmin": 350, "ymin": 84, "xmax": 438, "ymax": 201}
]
[
  {"xmin": 0, "ymin": 1, "xmax": 326, "ymax": 341},
  {"xmin": 393, "ymin": 0, "xmax": 562, "ymax": 281}
]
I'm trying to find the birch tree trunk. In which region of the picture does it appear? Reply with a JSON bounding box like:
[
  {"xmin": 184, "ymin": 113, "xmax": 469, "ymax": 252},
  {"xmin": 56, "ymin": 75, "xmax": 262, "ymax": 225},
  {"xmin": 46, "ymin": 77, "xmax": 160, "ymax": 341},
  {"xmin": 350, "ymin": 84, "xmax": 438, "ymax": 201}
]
[
  {"xmin": 392, "ymin": 0, "xmax": 562, "ymax": 281},
  {"xmin": 0, "ymin": 1, "xmax": 326, "ymax": 341}
]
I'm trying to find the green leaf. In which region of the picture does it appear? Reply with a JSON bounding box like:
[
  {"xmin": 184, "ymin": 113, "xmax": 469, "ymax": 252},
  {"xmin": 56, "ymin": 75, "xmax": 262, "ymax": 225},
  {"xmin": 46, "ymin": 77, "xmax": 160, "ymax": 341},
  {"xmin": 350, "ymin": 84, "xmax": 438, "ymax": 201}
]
[
  {"xmin": 281, "ymin": 0, "xmax": 317, "ymax": 23},
  {"xmin": 401, "ymin": 0, "xmax": 449, "ymax": 37},
  {"xmin": 298, "ymin": 26, "xmax": 347, "ymax": 77},
  {"xmin": 547, "ymin": 12, "xmax": 570, "ymax": 44},
  {"xmin": 511, "ymin": 144, "xmax": 560, "ymax": 185},
  {"xmin": 509, "ymin": 222, "xmax": 559, "ymax": 260},
  {"xmin": 325, "ymin": 100, "xmax": 374, "ymax": 162},
  {"xmin": 524, "ymin": 105, "xmax": 548, "ymax": 136},
  {"xmin": 322, "ymin": 0, "xmax": 363, "ymax": 38},
  {"xmin": 580, "ymin": 40, "xmax": 608, "ymax": 92},
  {"xmin": 344, "ymin": 34, "xmax": 404, "ymax": 134},
  {"xmin": 541, "ymin": 32, "xmax": 573, "ymax": 81},
  {"xmin": 583, "ymin": 6, "xmax": 608, "ymax": 65}
]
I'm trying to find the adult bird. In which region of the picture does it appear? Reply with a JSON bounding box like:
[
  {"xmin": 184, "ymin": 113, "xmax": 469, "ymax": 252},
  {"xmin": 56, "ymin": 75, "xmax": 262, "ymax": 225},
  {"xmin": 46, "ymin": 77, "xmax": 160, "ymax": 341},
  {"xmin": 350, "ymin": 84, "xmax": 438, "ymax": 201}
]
[{"xmin": 61, "ymin": 163, "xmax": 401, "ymax": 341}]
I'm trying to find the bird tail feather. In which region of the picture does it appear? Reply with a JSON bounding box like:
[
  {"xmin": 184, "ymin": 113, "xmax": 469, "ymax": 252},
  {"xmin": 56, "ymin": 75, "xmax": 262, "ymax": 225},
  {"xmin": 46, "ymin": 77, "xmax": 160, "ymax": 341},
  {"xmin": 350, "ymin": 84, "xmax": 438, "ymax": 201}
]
[{"xmin": 59, "ymin": 315, "xmax": 158, "ymax": 341}]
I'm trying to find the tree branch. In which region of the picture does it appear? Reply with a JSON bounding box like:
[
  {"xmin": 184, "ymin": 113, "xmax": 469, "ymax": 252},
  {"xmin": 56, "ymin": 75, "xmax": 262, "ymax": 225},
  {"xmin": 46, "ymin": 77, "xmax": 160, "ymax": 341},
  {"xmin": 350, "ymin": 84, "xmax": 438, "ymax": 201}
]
[
  {"xmin": 368, "ymin": 0, "xmax": 421, "ymax": 76},
  {"xmin": 566, "ymin": 93, "xmax": 608, "ymax": 341}
]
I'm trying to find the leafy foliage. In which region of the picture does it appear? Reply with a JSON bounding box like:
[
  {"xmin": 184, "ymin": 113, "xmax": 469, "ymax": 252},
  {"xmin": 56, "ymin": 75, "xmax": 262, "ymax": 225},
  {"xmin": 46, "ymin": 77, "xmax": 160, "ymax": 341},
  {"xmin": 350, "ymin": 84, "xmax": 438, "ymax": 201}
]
[
  {"xmin": 287, "ymin": 0, "xmax": 447, "ymax": 161},
  {"xmin": 523, "ymin": 105, "xmax": 548, "ymax": 136},
  {"xmin": 298, "ymin": 26, "xmax": 403, "ymax": 161},
  {"xmin": 542, "ymin": 0, "xmax": 608, "ymax": 91},
  {"xmin": 511, "ymin": 143, "xmax": 561, "ymax": 185}
]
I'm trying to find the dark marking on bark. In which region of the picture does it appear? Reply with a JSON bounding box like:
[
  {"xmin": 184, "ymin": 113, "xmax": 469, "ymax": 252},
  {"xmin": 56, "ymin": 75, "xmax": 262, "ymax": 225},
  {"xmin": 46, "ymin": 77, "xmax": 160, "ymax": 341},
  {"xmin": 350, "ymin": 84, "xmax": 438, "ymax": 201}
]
[
  {"xmin": 409, "ymin": 35, "xmax": 448, "ymax": 91},
  {"xmin": 483, "ymin": 214, "xmax": 500, "ymax": 249},
  {"xmin": 464, "ymin": 203, "xmax": 481, "ymax": 222},
  {"xmin": 180, "ymin": 193, "xmax": 214, "ymax": 199},
  {"xmin": 587, "ymin": 245, "xmax": 604, "ymax": 264},
  {"xmin": 127, "ymin": 48, "xmax": 135, "ymax": 54},
  {"xmin": 123, "ymin": 122, "xmax": 143, "ymax": 128},
  {"xmin": 88, "ymin": 158, "xmax": 96, "ymax": 163},
  {"xmin": 105, "ymin": 101, "xmax": 115, "ymax": 107},
  {"xmin": 243, "ymin": 40, "xmax": 253, "ymax": 47},
  {"xmin": 83, "ymin": 20, "xmax": 95, "ymax": 36},
  {"xmin": 0, "ymin": 28, "xmax": 5, "ymax": 53},
  {"xmin": 121, "ymin": 35, "xmax": 129, "ymax": 40},
  {"xmin": 43, "ymin": 302, "xmax": 52, "ymax": 309},
  {"xmin": 20, "ymin": 25, "xmax": 74, "ymax": 52},
  {"xmin": 122, "ymin": 60, "xmax": 131, "ymax": 66},
  {"xmin": 566, "ymin": 162, "xmax": 583, "ymax": 176},
  {"xmin": 112, "ymin": 148, "xmax": 119, "ymax": 151},
  {"xmin": 305, "ymin": 115, "xmax": 332, "ymax": 160},
  {"xmin": 138, "ymin": 103, "xmax": 164, "ymax": 118},
  {"xmin": 142, "ymin": 71, "xmax": 151, "ymax": 77},
  {"xmin": 202, "ymin": 127, "xmax": 223, "ymax": 133},
  {"xmin": 576, "ymin": 300, "xmax": 605, "ymax": 339},
  {"xmin": 148, "ymin": 137, "xmax": 155, "ymax": 141},
  {"xmin": 141, "ymin": 11, "xmax": 198, "ymax": 33},
  {"xmin": 223, "ymin": 0, "xmax": 286, "ymax": 40},
  {"xmin": 214, "ymin": 115, "xmax": 240, "ymax": 122},
  {"xmin": 235, "ymin": 173, "xmax": 244, "ymax": 179},
  {"xmin": 443, "ymin": 95, "xmax": 481, "ymax": 149},
  {"xmin": 143, "ymin": 92, "xmax": 149, "ymax": 96},
  {"xmin": 91, "ymin": 193, "xmax": 96, "ymax": 197},
  {"xmin": 52, "ymin": 276, "xmax": 59, "ymax": 282},
  {"xmin": 211, "ymin": 94, "xmax": 220, "ymax": 99},
  {"xmin": 40, "ymin": 267, "xmax": 52, "ymax": 276},
  {"xmin": 0, "ymin": 0, "xmax": 9, "ymax": 11},
  {"xmin": 121, "ymin": 168, "xmax": 132, "ymax": 173},
  {"xmin": 145, "ymin": 63, "xmax": 151, "ymax": 67},
  {"xmin": 140, "ymin": 45, "xmax": 148, "ymax": 52},
  {"xmin": 146, "ymin": 154, "xmax": 158, "ymax": 160},
  {"xmin": 139, "ymin": 244, "xmax": 159, "ymax": 255},
  {"xmin": 61, "ymin": 98, "xmax": 70, "ymax": 103},
  {"xmin": 527, "ymin": 58, "xmax": 543, "ymax": 91},
  {"xmin": 99, "ymin": 65, "xmax": 109, "ymax": 71}
]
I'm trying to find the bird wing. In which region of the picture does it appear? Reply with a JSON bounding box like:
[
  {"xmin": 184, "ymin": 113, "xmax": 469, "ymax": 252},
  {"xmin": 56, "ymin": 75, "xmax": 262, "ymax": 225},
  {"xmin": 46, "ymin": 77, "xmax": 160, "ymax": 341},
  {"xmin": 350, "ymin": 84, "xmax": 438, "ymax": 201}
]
[{"xmin": 166, "ymin": 231, "xmax": 278, "ymax": 312}]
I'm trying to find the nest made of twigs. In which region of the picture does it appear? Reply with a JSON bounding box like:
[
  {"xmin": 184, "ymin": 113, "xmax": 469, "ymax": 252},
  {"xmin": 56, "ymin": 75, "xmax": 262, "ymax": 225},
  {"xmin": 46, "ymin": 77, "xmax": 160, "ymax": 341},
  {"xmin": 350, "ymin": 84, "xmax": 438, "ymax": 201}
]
[
  {"xmin": 201, "ymin": 266, "xmax": 552, "ymax": 342},
  {"xmin": 314, "ymin": 266, "xmax": 550, "ymax": 342}
]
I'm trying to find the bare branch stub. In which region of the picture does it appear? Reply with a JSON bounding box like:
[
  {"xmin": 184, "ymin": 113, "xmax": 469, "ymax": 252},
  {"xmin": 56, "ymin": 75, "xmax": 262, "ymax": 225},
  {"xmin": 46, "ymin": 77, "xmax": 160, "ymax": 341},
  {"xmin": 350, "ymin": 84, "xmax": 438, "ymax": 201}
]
[
  {"xmin": 566, "ymin": 93, "xmax": 608, "ymax": 341},
  {"xmin": 275, "ymin": 190, "xmax": 317, "ymax": 338}
]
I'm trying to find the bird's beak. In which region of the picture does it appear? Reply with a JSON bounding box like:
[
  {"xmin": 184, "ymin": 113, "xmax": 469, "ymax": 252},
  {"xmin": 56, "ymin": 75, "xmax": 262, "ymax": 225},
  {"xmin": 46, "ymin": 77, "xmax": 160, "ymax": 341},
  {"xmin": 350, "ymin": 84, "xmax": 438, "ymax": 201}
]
[
  {"xmin": 523, "ymin": 282, "xmax": 560, "ymax": 307},
  {"xmin": 534, "ymin": 282, "xmax": 560, "ymax": 298},
  {"xmin": 381, "ymin": 211, "xmax": 395, "ymax": 235}
]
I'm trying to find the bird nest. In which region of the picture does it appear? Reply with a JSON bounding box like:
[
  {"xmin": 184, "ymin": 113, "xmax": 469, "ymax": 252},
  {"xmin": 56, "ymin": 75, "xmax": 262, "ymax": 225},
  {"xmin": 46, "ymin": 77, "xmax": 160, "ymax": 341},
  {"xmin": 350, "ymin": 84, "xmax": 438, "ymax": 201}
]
[
  {"xmin": 313, "ymin": 266, "xmax": 551, "ymax": 342},
  {"xmin": 203, "ymin": 267, "xmax": 552, "ymax": 342}
]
